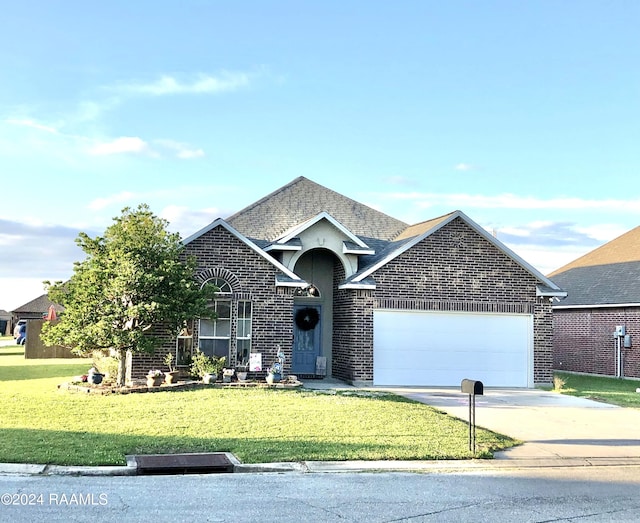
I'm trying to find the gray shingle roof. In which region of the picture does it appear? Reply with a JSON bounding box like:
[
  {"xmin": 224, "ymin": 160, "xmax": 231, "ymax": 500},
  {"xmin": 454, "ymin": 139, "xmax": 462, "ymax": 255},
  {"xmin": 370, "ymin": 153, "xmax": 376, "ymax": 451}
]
[
  {"xmin": 550, "ymin": 225, "xmax": 640, "ymax": 306},
  {"xmin": 12, "ymin": 294, "xmax": 63, "ymax": 314},
  {"xmin": 551, "ymin": 261, "xmax": 640, "ymax": 306},
  {"xmin": 226, "ymin": 177, "xmax": 408, "ymax": 242}
]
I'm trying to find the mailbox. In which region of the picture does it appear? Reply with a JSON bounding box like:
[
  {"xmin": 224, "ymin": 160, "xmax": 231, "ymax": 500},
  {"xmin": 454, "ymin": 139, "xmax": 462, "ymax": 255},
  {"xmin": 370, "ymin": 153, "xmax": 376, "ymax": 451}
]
[{"xmin": 461, "ymin": 379, "xmax": 483, "ymax": 396}]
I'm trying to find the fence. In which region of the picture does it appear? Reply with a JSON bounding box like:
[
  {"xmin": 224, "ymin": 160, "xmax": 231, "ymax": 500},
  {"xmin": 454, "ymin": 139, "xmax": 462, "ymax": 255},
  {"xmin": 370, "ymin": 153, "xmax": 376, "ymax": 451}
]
[{"xmin": 23, "ymin": 319, "xmax": 80, "ymax": 359}]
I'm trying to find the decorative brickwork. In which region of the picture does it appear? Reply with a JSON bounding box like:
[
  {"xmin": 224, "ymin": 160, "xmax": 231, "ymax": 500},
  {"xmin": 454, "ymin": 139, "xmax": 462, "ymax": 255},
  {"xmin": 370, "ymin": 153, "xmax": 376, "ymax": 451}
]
[
  {"xmin": 553, "ymin": 308, "xmax": 640, "ymax": 379},
  {"xmin": 131, "ymin": 225, "xmax": 294, "ymax": 379}
]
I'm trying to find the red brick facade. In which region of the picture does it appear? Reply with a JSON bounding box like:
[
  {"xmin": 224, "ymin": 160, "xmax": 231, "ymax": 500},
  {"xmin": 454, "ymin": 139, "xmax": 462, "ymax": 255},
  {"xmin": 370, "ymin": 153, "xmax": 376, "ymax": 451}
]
[{"xmin": 553, "ymin": 307, "xmax": 640, "ymax": 379}]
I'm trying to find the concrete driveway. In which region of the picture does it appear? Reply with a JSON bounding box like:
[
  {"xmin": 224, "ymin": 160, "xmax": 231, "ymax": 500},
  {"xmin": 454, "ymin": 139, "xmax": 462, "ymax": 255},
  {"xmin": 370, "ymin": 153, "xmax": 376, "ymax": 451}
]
[{"xmin": 392, "ymin": 388, "xmax": 640, "ymax": 460}]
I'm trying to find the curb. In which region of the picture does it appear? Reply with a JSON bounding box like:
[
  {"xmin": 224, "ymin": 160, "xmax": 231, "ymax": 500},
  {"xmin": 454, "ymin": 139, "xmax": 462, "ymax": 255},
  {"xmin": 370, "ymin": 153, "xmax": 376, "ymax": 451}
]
[{"xmin": 3, "ymin": 457, "xmax": 640, "ymax": 477}]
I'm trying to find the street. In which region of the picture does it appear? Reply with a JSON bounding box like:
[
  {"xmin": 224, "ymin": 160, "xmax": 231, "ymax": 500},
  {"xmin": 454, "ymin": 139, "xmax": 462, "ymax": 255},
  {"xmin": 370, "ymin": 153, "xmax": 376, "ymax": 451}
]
[{"xmin": 2, "ymin": 466, "xmax": 640, "ymax": 522}]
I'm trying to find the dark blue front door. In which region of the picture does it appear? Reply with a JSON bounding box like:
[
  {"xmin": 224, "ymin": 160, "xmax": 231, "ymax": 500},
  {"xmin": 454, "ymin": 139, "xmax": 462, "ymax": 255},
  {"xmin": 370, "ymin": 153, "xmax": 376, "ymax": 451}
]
[{"xmin": 292, "ymin": 305, "xmax": 321, "ymax": 374}]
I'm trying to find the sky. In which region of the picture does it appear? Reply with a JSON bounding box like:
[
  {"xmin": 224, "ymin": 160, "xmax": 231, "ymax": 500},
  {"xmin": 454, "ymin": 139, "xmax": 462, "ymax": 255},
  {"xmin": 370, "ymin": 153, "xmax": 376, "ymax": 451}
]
[{"xmin": 1, "ymin": 1, "xmax": 639, "ymax": 311}]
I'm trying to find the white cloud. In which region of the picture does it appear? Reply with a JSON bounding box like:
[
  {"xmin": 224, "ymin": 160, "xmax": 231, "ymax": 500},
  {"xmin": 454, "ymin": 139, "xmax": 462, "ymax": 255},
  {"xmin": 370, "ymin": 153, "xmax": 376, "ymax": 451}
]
[
  {"xmin": 154, "ymin": 139, "xmax": 205, "ymax": 159},
  {"xmin": 454, "ymin": 163, "xmax": 474, "ymax": 171},
  {"xmin": 87, "ymin": 192, "xmax": 135, "ymax": 210},
  {"xmin": 160, "ymin": 205, "xmax": 220, "ymax": 236},
  {"xmin": 6, "ymin": 118, "xmax": 60, "ymax": 134},
  {"xmin": 118, "ymin": 72, "xmax": 251, "ymax": 96},
  {"xmin": 88, "ymin": 136, "xmax": 151, "ymax": 156},
  {"xmin": 388, "ymin": 192, "xmax": 640, "ymax": 213}
]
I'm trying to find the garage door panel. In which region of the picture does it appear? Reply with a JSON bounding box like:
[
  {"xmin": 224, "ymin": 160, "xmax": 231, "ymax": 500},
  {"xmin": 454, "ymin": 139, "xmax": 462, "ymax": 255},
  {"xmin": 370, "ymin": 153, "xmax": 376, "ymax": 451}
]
[{"xmin": 373, "ymin": 310, "xmax": 532, "ymax": 387}]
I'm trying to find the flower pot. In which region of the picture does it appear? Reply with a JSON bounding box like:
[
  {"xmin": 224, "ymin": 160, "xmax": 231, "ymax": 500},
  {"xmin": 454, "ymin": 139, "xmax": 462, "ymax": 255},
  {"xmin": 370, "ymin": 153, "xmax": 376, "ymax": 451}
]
[
  {"xmin": 147, "ymin": 376, "xmax": 163, "ymax": 387},
  {"xmin": 237, "ymin": 371, "xmax": 248, "ymax": 382},
  {"xmin": 88, "ymin": 373, "xmax": 103, "ymax": 385},
  {"xmin": 203, "ymin": 373, "xmax": 217, "ymax": 384},
  {"xmin": 266, "ymin": 373, "xmax": 281, "ymax": 385},
  {"xmin": 165, "ymin": 371, "xmax": 179, "ymax": 384}
]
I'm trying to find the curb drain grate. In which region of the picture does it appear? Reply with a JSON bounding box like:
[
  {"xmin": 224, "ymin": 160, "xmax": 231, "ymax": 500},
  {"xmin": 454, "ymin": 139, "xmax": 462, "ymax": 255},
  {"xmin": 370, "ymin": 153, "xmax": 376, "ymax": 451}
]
[{"xmin": 130, "ymin": 453, "xmax": 235, "ymax": 475}]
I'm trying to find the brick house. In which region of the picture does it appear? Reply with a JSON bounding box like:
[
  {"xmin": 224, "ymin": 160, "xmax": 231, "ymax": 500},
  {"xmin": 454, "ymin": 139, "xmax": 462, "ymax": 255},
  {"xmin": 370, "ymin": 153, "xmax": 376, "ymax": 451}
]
[
  {"xmin": 550, "ymin": 226, "xmax": 640, "ymax": 379},
  {"xmin": 138, "ymin": 177, "xmax": 564, "ymax": 387}
]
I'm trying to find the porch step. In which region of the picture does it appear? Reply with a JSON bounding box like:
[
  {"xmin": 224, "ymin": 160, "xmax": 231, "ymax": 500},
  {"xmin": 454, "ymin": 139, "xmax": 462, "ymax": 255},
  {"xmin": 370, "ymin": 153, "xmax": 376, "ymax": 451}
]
[{"xmin": 129, "ymin": 453, "xmax": 235, "ymax": 475}]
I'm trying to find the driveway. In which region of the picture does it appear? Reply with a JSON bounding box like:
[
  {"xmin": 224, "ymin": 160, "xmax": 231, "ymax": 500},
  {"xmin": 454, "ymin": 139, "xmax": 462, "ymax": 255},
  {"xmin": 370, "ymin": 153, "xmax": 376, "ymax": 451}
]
[{"xmin": 390, "ymin": 387, "xmax": 640, "ymax": 460}]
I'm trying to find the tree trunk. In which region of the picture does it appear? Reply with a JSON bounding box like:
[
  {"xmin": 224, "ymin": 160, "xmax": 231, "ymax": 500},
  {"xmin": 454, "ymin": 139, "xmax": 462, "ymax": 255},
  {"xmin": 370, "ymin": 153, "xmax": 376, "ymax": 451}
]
[
  {"xmin": 116, "ymin": 348, "xmax": 134, "ymax": 387},
  {"xmin": 116, "ymin": 349, "xmax": 127, "ymax": 387}
]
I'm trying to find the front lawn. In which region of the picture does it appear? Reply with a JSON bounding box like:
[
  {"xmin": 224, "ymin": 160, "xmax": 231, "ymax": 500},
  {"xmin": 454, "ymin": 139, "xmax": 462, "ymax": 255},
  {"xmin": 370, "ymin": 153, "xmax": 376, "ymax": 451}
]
[
  {"xmin": 554, "ymin": 371, "xmax": 640, "ymax": 408},
  {"xmin": 0, "ymin": 346, "xmax": 517, "ymax": 465}
]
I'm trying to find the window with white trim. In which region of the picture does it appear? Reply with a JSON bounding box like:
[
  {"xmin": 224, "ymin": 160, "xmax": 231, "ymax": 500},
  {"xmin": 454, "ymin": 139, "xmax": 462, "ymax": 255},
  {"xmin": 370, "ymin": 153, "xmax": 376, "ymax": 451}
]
[
  {"xmin": 236, "ymin": 301, "xmax": 252, "ymax": 367},
  {"xmin": 198, "ymin": 277, "xmax": 233, "ymax": 360}
]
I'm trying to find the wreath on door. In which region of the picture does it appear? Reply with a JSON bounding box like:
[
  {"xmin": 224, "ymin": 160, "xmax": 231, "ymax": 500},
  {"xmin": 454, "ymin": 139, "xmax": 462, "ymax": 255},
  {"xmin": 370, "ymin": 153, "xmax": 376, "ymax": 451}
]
[{"xmin": 295, "ymin": 307, "xmax": 320, "ymax": 331}]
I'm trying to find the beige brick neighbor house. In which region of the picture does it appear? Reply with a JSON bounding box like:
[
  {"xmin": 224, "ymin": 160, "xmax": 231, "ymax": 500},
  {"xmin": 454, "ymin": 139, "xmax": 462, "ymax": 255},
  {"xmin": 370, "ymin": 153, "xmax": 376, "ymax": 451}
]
[{"xmin": 139, "ymin": 177, "xmax": 565, "ymax": 387}]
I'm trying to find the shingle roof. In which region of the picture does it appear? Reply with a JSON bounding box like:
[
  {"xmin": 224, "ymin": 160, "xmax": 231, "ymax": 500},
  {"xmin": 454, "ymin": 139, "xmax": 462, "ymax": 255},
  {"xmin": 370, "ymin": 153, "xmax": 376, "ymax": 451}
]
[
  {"xmin": 550, "ymin": 262, "xmax": 640, "ymax": 306},
  {"xmin": 226, "ymin": 177, "xmax": 408, "ymax": 242},
  {"xmin": 12, "ymin": 294, "xmax": 63, "ymax": 314},
  {"xmin": 550, "ymin": 225, "xmax": 640, "ymax": 306},
  {"xmin": 549, "ymin": 225, "xmax": 640, "ymax": 276}
]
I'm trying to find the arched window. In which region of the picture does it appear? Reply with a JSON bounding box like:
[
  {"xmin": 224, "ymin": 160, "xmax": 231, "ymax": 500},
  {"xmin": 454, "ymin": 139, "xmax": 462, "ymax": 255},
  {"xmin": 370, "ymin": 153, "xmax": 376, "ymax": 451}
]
[
  {"xmin": 203, "ymin": 277, "xmax": 232, "ymax": 295},
  {"xmin": 199, "ymin": 277, "xmax": 232, "ymax": 360}
]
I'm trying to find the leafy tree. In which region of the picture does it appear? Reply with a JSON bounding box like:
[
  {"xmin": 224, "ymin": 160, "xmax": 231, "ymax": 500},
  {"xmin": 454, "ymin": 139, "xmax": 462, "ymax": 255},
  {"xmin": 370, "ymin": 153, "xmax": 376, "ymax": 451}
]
[{"xmin": 42, "ymin": 204, "xmax": 214, "ymax": 386}]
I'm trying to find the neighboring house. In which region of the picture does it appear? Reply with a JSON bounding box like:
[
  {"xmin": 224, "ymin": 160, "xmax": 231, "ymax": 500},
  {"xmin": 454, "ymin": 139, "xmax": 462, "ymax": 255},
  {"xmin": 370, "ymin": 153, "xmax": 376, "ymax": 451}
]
[
  {"xmin": 12, "ymin": 294, "xmax": 64, "ymax": 322},
  {"xmin": 550, "ymin": 226, "xmax": 640, "ymax": 379},
  {"xmin": 135, "ymin": 177, "xmax": 565, "ymax": 387},
  {"xmin": 0, "ymin": 309, "xmax": 11, "ymax": 336}
]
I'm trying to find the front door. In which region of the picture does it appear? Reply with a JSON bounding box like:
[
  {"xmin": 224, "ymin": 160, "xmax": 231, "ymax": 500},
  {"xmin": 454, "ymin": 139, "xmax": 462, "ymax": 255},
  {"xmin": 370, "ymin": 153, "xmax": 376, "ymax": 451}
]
[{"xmin": 292, "ymin": 305, "xmax": 321, "ymax": 374}]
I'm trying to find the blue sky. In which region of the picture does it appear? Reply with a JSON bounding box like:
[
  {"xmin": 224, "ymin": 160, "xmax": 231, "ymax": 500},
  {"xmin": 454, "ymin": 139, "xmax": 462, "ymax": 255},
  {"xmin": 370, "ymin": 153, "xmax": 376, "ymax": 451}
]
[{"xmin": 1, "ymin": 1, "xmax": 639, "ymax": 311}]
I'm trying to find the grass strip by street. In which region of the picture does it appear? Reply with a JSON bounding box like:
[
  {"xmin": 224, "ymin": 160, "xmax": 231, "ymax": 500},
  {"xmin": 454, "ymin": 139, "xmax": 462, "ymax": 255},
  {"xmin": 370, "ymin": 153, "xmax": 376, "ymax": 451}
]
[
  {"xmin": 554, "ymin": 371, "xmax": 640, "ymax": 408},
  {"xmin": 0, "ymin": 345, "xmax": 517, "ymax": 466}
]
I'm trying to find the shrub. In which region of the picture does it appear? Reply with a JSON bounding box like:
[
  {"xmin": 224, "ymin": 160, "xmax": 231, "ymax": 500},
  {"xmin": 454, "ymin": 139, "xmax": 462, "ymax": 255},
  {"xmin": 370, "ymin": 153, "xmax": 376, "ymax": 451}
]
[{"xmin": 190, "ymin": 350, "xmax": 226, "ymax": 379}]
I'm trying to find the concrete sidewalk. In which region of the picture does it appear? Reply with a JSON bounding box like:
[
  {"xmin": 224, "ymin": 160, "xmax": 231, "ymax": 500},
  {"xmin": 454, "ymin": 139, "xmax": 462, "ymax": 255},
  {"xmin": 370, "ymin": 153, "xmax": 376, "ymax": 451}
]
[{"xmin": 389, "ymin": 387, "xmax": 640, "ymax": 460}]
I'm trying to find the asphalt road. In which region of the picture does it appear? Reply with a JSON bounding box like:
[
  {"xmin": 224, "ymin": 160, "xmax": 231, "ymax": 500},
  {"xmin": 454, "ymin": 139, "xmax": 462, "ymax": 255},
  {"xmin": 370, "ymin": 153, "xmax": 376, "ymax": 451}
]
[{"xmin": 2, "ymin": 466, "xmax": 640, "ymax": 522}]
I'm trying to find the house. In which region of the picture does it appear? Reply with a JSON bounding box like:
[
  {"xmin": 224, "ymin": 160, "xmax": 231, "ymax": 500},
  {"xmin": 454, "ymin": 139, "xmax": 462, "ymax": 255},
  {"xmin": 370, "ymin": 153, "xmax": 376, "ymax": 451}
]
[
  {"xmin": 550, "ymin": 226, "xmax": 640, "ymax": 379},
  {"xmin": 12, "ymin": 294, "xmax": 64, "ymax": 322},
  {"xmin": 138, "ymin": 177, "xmax": 564, "ymax": 387},
  {"xmin": 0, "ymin": 309, "xmax": 11, "ymax": 336}
]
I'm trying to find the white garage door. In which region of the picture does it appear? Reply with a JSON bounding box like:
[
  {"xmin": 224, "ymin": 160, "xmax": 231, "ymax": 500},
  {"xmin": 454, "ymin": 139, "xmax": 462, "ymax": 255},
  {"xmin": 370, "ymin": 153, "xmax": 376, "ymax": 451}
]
[{"xmin": 373, "ymin": 310, "xmax": 533, "ymax": 387}]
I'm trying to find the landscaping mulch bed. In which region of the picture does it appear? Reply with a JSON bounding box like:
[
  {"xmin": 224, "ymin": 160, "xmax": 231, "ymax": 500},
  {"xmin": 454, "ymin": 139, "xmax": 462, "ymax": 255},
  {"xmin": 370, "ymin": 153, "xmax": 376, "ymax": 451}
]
[{"xmin": 58, "ymin": 377, "xmax": 303, "ymax": 395}]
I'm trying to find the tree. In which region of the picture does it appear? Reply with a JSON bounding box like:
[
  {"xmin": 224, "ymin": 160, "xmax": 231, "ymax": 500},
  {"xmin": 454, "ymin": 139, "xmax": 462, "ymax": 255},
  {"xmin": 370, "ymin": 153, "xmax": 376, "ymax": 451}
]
[{"xmin": 42, "ymin": 204, "xmax": 214, "ymax": 386}]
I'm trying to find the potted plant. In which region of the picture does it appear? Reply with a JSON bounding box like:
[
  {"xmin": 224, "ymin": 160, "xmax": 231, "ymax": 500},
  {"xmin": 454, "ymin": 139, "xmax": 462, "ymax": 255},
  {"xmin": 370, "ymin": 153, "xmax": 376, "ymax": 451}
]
[
  {"xmin": 236, "ymin": 363, "xmax": 249, "ymax": 382},
  {"xmin": 146, "ymin": 369, "xmax": 163, "ymax": 387},
  {"xmin": 164, "ymin": 353, "xmax": 180, "ymax": 384},
  {"xmin": 266, "ymin": 348, "xmax": 285, "ymax": 384},
  {"xmin": 266, "ymin": 361, "xmax": 282, "ymax": 385},
  {"xmin": 87, "ymin": 366, "xmax": 104, "ymax": 385},
  {"xmin": 190, "ymin": 350, "xmax": 226, "ymax": 384}
]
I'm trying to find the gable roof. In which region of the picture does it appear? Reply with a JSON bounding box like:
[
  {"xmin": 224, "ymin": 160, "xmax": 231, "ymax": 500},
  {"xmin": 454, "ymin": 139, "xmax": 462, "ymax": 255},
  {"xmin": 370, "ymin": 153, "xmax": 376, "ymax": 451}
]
[
  {"xmin": 226, "ymin": 176, "xmax": 408, "ymax": 242},
  {"xmin": 550, "ymin": 225, "xmax": 640, "ymax": 307},
  {"xmin": 182, "ymin": 218, "xmax": 306, "ymax": 286},
  {"xmin": 12, "ymin": 294, "xmax": 63, "ymax": 314},
  {"xmin": 267, "ymin": 211, "xmax": 374, "ymax": 253},
  {"xmin": 342, "ymin": 210, "xmax": 565, "ymax": 296},
  {"xmin": 549, "ymin": 225, "xmax": 640, "ymax": 276}
]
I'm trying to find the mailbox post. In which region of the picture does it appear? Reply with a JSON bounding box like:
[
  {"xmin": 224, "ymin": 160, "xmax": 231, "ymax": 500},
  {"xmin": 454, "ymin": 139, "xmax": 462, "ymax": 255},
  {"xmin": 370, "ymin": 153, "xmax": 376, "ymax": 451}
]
[{"xmin": 460, "ymin": 379, "xmax": 484, "ymax": 453}]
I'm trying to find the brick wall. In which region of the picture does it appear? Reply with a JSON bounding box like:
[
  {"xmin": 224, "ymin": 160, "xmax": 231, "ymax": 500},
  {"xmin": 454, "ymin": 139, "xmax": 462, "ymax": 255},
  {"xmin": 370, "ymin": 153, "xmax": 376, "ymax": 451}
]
[
  {"xmin": 335, "ymin": 217, "xmax": 553, "ymax": 384},
  {"xmin": 131, "ymin": 225, "xmax": 294, "ymax": 379},
  {"xmin": 553, "ymin": 307, "xmax": 640, "ymax": 378}
]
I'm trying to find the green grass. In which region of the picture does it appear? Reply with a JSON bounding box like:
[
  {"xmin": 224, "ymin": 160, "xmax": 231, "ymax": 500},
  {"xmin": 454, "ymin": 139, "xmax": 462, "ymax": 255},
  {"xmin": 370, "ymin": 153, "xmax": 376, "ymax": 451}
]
[
  {"xmin": 554, "ymin": 371, "xmax": 640, "ymax": 408},
  {"xmin": 0, "ymin": 345, "xmax": 517, "ymax": 466}
]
